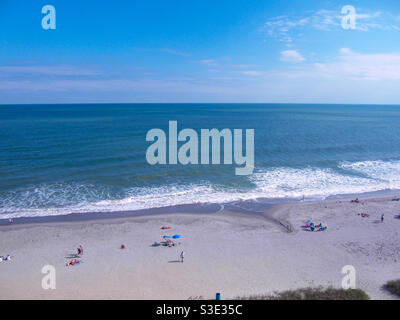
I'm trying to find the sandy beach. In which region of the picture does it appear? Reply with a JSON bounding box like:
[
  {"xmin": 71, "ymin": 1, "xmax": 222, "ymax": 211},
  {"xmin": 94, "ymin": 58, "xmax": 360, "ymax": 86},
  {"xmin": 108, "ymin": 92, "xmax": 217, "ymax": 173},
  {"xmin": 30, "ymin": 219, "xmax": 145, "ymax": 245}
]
[{"xmin": 0, "ymin": 194, "xmax": 399, "ymax": 300}]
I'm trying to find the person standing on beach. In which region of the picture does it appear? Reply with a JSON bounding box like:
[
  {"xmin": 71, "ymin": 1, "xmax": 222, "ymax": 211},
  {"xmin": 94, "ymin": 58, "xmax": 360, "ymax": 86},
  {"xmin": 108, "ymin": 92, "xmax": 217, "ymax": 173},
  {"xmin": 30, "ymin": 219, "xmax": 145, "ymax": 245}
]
[
  {"xmin": 180, "ymin": 251, "xmax": 185, "ymax": 263},
  {"xmin": 381, "ymin": 214, "xmax": 384, "ymax": 223},
  {"xmin": 77, "ymin": 245, "xmax": 83, "ymax": 257}
]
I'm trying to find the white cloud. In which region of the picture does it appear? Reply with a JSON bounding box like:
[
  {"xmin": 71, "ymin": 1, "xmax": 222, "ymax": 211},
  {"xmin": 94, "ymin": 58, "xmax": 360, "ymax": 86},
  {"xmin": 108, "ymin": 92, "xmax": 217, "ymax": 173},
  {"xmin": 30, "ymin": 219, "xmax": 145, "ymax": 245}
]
[
  {"xmin": 0, "ymin": 65, "xmax": 99, "ymax": 76},
  {"xmin": 160, "ymin": 48, "xmax": 191, "ymax": 57},
  {"xmin": 264, "ymin": 9, "xmax": 400, "ymax": 43},
  {"xmin": 198, "ymin": 59, "xmax": 217, "ymax": 65},
  {"xmin": 2, "ymin": 49, "xmax": 400, "ymax": 104},
  {"xmin": 334, "ymin": 49, "xmax": 400, "ymax": 80},
  {"xmin": 339, "ymin": 48, "xmax": 355, "ymax": 55},
  {"xmin": 280, "ymin": 50, "xmax": 306, "ymax": 63},
  {"xmin": 232, "ymin": 70, "xmax": 264, "ymax": 76},
  {"xmin": 264, "ymin": 10, "xmax": 340, "ymax": 42},
  {"xmin": 275, "ymin": 48, "xmax": 400, "ymax": 81},
  {"xmin": 199, "ymin": 59, "xmax": 263, "ymax": 76}
]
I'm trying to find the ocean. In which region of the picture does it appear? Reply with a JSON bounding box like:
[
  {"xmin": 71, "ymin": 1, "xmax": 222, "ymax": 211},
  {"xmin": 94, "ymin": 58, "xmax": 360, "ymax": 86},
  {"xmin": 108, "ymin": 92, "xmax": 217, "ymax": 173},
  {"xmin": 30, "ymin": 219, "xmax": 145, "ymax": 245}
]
[{"xmin": 1, "ymin": 103, "xmax": 400, "ymax": 219}]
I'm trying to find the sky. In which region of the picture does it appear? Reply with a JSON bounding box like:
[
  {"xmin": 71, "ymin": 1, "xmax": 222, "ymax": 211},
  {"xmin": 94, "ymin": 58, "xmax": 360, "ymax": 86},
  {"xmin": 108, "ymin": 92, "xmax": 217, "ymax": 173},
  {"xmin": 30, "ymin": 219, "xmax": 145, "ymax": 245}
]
[{"xmin": 1, "ymin": 0, "xmax": 400, "ymax": 104}]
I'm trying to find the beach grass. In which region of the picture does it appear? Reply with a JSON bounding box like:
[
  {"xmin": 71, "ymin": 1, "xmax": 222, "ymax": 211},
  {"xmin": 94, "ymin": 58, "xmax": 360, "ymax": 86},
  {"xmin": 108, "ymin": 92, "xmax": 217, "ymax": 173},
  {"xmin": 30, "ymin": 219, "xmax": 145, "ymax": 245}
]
[
  {"xmin": 235, "ymin": 287, "xmax": 370, "ymax": 300},
  {"xmin": 384, "ymin": 280, "xmax": 400, "ymax": 297}
]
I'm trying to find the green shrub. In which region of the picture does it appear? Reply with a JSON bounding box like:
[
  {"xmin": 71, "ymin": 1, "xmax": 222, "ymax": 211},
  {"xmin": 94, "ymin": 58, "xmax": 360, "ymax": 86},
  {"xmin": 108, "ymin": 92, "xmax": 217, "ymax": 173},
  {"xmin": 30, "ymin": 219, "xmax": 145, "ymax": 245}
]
[
  {"xmin": 236, "ymin": 287, "xmax": 370, "ymax": 300},
  {"xmin": 384, "ymin": 280, "xmax": 400, "ymax": 297}
]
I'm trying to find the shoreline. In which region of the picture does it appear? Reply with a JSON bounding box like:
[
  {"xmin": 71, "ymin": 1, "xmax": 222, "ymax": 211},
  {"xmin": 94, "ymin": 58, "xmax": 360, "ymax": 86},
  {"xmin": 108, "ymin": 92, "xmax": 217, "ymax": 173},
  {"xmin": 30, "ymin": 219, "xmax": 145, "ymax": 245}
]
[
  {"xmin": 2, "ymin": 188, "xmax": 399, "ymax": 227},
  {"xmin": 1, "ymin": 193, "xmax": 400, "ymax": 299}
]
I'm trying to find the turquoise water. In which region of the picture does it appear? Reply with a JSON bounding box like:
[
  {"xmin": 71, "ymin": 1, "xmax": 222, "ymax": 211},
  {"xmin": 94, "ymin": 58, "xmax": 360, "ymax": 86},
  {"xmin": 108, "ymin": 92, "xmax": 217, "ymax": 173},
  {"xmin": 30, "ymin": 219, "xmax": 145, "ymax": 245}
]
[{"xmin": 1, "ymin": 103, "xmax": 400, "ymax": 218}]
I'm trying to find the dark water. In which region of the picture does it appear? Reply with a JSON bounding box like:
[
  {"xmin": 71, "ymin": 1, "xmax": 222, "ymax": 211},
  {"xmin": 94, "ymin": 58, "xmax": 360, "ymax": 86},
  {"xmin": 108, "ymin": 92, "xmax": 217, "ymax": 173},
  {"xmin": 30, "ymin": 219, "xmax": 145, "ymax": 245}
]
[{"xmin": 1, "ymin": 103, "xmax": 400, "ymax": 218}]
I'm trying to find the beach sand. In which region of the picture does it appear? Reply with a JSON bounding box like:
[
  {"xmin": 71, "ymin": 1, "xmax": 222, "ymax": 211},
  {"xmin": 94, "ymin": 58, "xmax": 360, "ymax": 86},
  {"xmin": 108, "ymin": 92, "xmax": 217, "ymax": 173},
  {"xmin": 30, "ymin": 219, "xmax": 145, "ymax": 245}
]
[{"xmin": 0, "ymin": 194, "xmax": 399, "ymax": 300}]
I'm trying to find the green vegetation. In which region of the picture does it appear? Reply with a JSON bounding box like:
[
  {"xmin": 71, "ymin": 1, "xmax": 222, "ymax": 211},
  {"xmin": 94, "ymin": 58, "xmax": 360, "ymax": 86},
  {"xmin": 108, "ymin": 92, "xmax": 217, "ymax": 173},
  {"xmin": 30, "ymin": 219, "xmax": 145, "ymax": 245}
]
[
  {"xmin": 236, "ymin": 287, "xmax": 370, "ymax": 300},
  {"xmin": 384, "ymin": 280, "xmax": 400, "ymax": 297}
]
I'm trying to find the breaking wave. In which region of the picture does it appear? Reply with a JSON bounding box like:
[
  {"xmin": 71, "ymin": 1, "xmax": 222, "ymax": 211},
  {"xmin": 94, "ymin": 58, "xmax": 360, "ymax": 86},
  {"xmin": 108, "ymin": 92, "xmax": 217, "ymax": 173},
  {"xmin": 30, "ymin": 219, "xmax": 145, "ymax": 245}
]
[{"xmin": 1, "ymin": 160, "xmax": 400, "ymax": 218}]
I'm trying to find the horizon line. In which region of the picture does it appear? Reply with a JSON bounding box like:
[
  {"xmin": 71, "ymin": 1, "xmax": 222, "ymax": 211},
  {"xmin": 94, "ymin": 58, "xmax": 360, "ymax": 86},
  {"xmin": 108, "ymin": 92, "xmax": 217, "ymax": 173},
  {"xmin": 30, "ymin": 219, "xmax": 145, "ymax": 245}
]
[{"xmin": 1, "ymin": 102, "xmax": 400, "ymax": 106}]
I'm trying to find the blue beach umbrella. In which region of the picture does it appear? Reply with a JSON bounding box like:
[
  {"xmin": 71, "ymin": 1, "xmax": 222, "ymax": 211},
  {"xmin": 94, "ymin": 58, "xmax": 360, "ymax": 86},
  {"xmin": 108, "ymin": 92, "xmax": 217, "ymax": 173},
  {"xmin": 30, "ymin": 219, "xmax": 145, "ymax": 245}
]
[{"xmin": 172, "ymin": 234, "xmax": 181, "ymax": 239}]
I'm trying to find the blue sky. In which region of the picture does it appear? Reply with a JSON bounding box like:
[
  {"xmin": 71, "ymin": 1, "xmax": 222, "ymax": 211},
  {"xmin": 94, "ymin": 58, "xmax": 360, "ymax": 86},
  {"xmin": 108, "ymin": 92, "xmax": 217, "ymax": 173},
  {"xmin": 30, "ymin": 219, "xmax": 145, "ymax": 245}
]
[{"xmin": 1, "ymin": 0, "xmax": 400, "ymax": 104}]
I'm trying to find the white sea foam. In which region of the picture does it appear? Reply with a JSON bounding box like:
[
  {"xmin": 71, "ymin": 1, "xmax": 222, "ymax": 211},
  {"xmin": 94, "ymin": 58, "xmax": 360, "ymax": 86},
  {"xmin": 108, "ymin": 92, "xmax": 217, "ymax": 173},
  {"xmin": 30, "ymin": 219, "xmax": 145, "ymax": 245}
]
[
  {"xmin": 251, "ymin": 165, "xmax": 400, "ymax": 198},
  {"xmin": 0, "ymin": 184, "xmax": 253, "ymax": 218},
  {"xmin": 2, "ymin": 160, "xmax": 400, "ymax": 218},
  {"xmin": 339, "ymin": 160, "xmax": 400, "ymax": 187}
]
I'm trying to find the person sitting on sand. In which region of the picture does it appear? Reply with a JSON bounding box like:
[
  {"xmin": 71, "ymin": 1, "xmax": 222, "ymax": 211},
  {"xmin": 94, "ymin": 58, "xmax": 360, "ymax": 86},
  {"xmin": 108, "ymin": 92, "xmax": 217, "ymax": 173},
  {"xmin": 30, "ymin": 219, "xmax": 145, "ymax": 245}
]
[
  {"xmin": 5, "ymin": 255, "xmax": 12, "ymax": 261},
  {"xmin": 67, "ymin": 259, "xmax": 80, "ymax": 267},
  {"xmin": 351, "ymin": 198, "xmax": 360, "ymax": 203}
]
